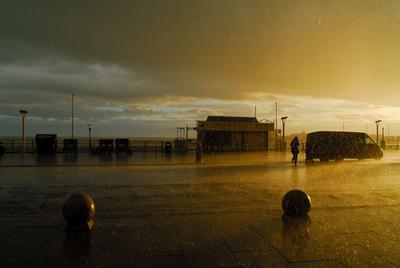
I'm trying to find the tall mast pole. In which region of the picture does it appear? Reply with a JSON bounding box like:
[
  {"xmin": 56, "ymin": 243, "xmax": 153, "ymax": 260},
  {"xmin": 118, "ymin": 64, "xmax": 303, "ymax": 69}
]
[
  {"xmin": 275, "ymin": 102, "xmax": 278, "ymax": 149},
  {"xmin": 71, "ymin": 93, "xmax": 74, "ymax": 138},
  {"xmin": 19, "ymin": 110, "xmax": 28, "ymax": 154}
]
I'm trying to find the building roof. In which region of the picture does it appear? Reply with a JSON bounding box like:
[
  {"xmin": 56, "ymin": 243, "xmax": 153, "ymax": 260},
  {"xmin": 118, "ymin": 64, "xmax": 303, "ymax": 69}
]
[
  {"xmin": 197, "ymin": 116, "xmax": 274, "ymax": 132},
  {"xmin": 206, "ymin": 116, "xmax": 258, "ymax": 123}
]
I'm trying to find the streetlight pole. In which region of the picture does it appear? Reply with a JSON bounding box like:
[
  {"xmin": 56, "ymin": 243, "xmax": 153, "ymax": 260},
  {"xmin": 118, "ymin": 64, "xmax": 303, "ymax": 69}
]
[
  {"xmin": 19, "ymin": 110, "xmax": 28, "ymax": 154},
  {"xmin": 275, "ymin": 102, "xmax": 278, "ymax": 150},
  {"xmin": 281, "ymin": 116, "xmax": 288, "ymax": 151},
  {"xmin": 375, "ymin": 120, "xmax": 382, "ymax": 145},
  {"xmin": 88, "ymin": 123, "xmax": 93, "ymax": 152},
  {"xmin": 71, "ymin": 93, "xmax": 74, "ymax": 139},
  {"xmin": 281, "ymin": 116, "xmax": 288, "ymax": 142}
]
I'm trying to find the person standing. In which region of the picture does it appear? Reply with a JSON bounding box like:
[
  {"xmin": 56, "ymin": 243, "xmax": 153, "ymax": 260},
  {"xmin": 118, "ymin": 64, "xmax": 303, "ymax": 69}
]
[
  {"xmin": 290, "ymin": 136, "xmax": 300, "ymax": 165},
  {"xmin": 196, "ymin": 139, "xmax": 203, "ymax": 163}
]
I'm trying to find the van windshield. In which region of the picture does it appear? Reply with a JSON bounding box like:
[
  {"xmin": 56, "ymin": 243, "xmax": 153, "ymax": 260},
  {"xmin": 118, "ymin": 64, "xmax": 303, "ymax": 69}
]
[{"xmin": 365, "ymin": 136, "xmax": 375, "ymax": 144}]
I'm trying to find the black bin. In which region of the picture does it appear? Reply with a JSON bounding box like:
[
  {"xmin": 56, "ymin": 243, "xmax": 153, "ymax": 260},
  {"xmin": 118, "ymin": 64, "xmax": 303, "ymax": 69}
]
[
  {"xmin": 99, "ymin": 139, "xmax": 113, "ymax": 154},
  {"xmin": 164, "ymin": 142, "xmax": 172, "ymax": 154},
  {"xmin": 0, "ymin": 142, "xmax": 5, "ymax": 155},
  {"xmin": 36, "ymin": 134, "xmax": 57, "ymax": 154},
  {"xmin": 63, "ymin": 139, "xmax": 78, "ymax": 153},
  {"xmin": 116, "ymin": 139, "xmax": 132, "ymax": 154}
]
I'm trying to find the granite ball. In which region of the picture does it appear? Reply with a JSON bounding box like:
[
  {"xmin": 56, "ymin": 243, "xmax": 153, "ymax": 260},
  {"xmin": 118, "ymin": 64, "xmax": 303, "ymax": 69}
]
[
  {"xmin": 63, "ymin": 193, "xmax": 95, "ymax": 225},
  {"xmin": 282, "ymin": 190, "xmax": 311, "ymax": 217}
]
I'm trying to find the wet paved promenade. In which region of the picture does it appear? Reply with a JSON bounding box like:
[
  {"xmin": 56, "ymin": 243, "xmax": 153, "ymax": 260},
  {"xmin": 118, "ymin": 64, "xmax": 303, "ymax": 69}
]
[{"xmin": 1, "ymin": 152, "xmax": 400, "ymax": 267}]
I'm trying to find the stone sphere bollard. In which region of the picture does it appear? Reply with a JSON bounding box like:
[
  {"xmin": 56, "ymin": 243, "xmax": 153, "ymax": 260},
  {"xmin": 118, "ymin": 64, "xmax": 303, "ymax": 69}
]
[
  {"xmin": 63, "ymin": 193, "xmax": 95, "ymax": 231},
  {"xmin": 282, "ymin": 190, "xmax": 311, "ymax": 217}
]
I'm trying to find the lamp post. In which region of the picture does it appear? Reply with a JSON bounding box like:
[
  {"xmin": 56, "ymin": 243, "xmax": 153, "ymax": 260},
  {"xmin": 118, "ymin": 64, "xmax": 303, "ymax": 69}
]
[
  {"xmin": 381, "ymin": 127, "xmax": 386, "ymax": 149},
  {"xmin": 71, "ymin": 93, "xmax": 75, "ymax": 138},
  {"xmin": 19, "ymin": 110, "xmax": 28, "ymax": 154},
  {"xmin": 375, "ymin": 120, "xmax": 382, "ymax": 145},
  {"xmin": 275, "ymin": 102, "xmax": 278, "ymax": 150},
  {"xmin": 88, "ymin": 123, "xmax": 93, "ymax": 152},
  {"xmin": 281, "ymin": 116, "xmax": 288, "ymax": 151},
  {"xmin": 281, "ymin": 116, "xmax": 288, "ymax": 142}
]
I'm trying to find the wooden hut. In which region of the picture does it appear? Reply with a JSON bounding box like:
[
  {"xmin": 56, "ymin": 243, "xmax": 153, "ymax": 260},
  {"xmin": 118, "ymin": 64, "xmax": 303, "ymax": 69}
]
[{"xmin": 196, "ymin": 116, "xmax": 274, "ymax": 152}]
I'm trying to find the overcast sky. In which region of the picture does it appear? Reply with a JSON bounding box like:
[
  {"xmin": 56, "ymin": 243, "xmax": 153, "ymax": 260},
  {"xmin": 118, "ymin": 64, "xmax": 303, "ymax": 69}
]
[{"xmin": 1, "ymin": 1, "xmax": 400, "ymax": 137}]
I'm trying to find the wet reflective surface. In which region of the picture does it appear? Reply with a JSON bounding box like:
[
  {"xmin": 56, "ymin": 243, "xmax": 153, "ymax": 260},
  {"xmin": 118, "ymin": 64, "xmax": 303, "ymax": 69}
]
[{"xmin": 1, "ymin": 152, "xmax": 400, "ymax": 267}]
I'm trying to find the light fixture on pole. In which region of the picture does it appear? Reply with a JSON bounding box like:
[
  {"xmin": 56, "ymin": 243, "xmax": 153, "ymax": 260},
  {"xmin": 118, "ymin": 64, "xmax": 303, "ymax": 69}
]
[
  {"xmin": 88, "ymin": 123, "xmax": 93, "ymax": 152},
  {"xmin": 375, "ymin": 120, "xmax": 382, "ymax": 145},
  {"xmin": 19, "ymin": 110, "xmax": 28, "ymax": 154}
]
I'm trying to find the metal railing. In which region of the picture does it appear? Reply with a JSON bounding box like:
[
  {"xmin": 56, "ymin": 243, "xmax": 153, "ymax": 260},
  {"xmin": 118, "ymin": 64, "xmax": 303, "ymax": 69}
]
[
  {"xmin": 0, "ymin": 138, "xmax": 197, "ymax": 153},
  {"xmin": 3, "ymin": 137, "xmax": 397, "ymax": 154}
]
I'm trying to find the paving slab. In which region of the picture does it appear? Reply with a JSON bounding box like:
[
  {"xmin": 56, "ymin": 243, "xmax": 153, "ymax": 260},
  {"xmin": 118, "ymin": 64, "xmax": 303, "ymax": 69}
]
[
  {"xmin": 332, "ymin": 245, "xmax": 397, "ymax": 267},
  {"xmin": 2, "ymin": 151, "xmax": 400, "ymax": 267},
  {"xmin": 234, "ymin": 250, "xmax": 289, "ymax": 267}
]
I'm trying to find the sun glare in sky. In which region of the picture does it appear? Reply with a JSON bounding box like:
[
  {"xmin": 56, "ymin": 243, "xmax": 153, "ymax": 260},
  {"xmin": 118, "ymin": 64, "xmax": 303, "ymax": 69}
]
[{"xmin": 1, "ymin": 1, "xmax": 400, "ymax": 136}]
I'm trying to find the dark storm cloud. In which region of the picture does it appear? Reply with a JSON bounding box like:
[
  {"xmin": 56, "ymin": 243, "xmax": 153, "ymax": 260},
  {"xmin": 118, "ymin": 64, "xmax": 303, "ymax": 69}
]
[
  {"xmin": 0, "ymin": 59, "xmax": 165, "ymax": 102},
  {"xmin": 0, "ymin": 99, "xmax": 161, "ymax": 120},
  {"xmin": 2, "ymin": 1, "xmax": 400, "ymax": 136},
  {"xmin": 2, "ymin": 0, "xmax": 400, "ymax": 103},
  {"xmin": 0, "ymin": 0, "xmax": 400, "ymax": 103}
]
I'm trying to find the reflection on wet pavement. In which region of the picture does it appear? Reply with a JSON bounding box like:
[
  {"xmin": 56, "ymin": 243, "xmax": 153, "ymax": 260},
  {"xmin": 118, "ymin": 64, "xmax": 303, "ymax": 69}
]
[{"xmin": 1, "ymin": 151, "xmax": 400, "ymax": 266}]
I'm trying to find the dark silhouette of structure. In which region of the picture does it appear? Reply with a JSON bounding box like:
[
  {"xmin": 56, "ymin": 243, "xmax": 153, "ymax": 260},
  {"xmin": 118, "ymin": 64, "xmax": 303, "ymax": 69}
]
[
  {"xmin": 98, "ymin": 139, "xmax": 113, "ymax": 154},
  {"xmin": 0, "ymin": 142, "xmax": 4, "ymax": 155},
  {"xmin": 306, "ymin": 131, "xmax": 383, "ymax": 161},
  {"xmin": 164, "ymin": 142, "xmax": 172, "ymax": 153},
  {"xmin": 115, "ymin": 139, "xmax": 132, "ymax": 154},
  {"xmin": 19, "ymin": 110, "xmax": 28, "ymax": 154},
  {"xmin": 35, "ymin": 134, "xmax": 57, "ymax": 154},
  {"xmin": 64, "ymin": 139, "xmax": 78, "ymax": 154},
  {"xmin": 196, "ymin": 116, "xmax": 274, "ymax": 152}
]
